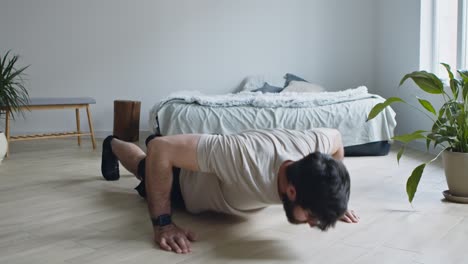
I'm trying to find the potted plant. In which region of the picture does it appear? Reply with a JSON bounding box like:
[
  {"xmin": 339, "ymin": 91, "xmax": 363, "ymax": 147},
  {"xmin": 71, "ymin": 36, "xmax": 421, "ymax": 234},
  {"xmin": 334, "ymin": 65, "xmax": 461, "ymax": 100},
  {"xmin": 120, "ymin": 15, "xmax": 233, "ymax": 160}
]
[
  {"xmin": 0, "ymin": 50, "xmax": 30, "ymax": 161},
  {"xmin": 367, "ymin": 63, "xmax": 468, "ymax": 203}
]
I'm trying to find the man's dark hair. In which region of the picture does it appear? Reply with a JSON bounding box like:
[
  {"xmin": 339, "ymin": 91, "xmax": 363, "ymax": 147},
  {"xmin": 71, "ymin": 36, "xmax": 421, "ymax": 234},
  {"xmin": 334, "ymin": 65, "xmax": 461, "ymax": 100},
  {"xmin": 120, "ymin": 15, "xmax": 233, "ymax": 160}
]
[{"xmin": 286, "ymin": 152, "xmax": 350, "ymax": 231}]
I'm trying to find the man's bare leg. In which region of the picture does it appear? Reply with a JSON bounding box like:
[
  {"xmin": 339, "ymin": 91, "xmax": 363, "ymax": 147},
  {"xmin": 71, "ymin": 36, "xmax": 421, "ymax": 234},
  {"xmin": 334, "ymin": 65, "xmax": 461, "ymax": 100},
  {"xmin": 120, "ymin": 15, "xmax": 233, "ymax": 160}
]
[
  {"xmin": 145, "ymin": 134, "xmax": 201, "ymax": 254},
  {"xmin": 111, "ymin": 138, "xmax": 146, "ymax": 179}
]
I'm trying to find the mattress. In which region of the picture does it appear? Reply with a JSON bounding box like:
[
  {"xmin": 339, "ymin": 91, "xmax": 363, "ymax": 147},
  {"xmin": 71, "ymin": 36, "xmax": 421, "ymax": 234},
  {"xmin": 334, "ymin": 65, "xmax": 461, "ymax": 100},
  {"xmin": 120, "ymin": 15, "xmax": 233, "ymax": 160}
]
[{"xmin": 149, "ymin": 88, "xmax": 396, "ymax": 148}]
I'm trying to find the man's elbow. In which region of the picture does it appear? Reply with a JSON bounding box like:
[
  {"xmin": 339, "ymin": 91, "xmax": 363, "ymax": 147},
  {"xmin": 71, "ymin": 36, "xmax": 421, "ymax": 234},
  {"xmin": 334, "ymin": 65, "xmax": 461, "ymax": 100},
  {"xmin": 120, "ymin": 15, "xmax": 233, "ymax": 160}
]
[
  {"xmin": 333, "ymin": 145, "xmax": 344, "ymax": 161},
  {"xmin": 332, "ymin": 130, "xmax": 344, "ymax": 161}
]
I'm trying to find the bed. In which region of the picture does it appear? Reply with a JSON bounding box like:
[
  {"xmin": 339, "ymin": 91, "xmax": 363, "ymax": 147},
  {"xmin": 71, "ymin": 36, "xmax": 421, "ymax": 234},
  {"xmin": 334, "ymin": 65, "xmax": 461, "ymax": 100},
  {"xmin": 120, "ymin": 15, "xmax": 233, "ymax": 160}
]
[{"xmin": 149, "ymin": 86, "xmax": 397, "ymax": 156}]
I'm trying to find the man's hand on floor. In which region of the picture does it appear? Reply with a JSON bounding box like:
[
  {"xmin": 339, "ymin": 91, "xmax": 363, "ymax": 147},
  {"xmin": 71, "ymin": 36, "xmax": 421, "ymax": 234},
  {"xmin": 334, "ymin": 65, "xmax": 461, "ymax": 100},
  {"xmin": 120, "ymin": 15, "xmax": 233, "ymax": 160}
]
[
  {"xmin": 155, "ymin": 223, "xmax": 197, "ymax": 254},
  {"xmin": 339, "ymin": 209, "xmax": 359, "ymax": 223}
]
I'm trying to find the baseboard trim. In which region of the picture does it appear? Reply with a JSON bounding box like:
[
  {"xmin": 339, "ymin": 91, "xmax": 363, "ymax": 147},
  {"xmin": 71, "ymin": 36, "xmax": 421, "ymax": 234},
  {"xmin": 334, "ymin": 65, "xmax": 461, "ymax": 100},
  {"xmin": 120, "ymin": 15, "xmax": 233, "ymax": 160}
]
[
  {"xmin": 94, "ymin": 130, "xmax": 152, "ymax": 140},
  {"xmin": 8, "ymin": 130, "xmax": 153, "ymax": 142},
  {"xmin": 394, "ymin": 140, "xmax": 444, "ymax": 155}
]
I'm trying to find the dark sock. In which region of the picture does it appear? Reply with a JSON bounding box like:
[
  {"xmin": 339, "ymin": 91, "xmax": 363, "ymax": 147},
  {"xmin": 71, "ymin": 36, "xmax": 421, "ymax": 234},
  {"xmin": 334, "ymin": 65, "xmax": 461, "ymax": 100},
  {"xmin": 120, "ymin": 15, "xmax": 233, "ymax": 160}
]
[
  {"xmin": 134, "ymin": 181, "xmax": 146, "ymax": 198},
  {"xmin": 134, "ymin": 158, "xmax": 146, "ymax": 198},
  {"xmin": 101, "ymin": 135, "xmax": 120, "ymax": 181}
]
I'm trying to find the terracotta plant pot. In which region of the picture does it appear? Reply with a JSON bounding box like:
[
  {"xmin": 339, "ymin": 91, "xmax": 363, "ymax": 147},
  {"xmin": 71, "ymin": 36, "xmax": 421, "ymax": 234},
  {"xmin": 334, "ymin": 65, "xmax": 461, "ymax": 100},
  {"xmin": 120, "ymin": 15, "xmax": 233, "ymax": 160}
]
[{"xmin": 442, "ymin": 150, "xmax": 468, "ymax": 197}]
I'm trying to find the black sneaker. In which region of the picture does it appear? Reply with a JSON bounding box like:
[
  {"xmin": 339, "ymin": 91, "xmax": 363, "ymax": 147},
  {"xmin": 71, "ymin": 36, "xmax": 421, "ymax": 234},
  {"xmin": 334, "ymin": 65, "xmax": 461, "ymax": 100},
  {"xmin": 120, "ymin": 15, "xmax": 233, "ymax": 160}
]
[{"xmin": 101, "ymin": 135, "xmax": 120, "ymax": 181}]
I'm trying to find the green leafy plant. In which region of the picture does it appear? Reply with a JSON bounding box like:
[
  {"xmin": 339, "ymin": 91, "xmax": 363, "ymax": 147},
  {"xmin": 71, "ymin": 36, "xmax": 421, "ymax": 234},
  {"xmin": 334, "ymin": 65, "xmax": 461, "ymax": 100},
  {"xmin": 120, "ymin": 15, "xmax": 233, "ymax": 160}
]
[
  {"xmin": 0, "ymin": 50, "xmax": 30, "ymax": 121},
  {"xmin": 367, "ymin": 63, "xmax": 468, "ymax": 203}
]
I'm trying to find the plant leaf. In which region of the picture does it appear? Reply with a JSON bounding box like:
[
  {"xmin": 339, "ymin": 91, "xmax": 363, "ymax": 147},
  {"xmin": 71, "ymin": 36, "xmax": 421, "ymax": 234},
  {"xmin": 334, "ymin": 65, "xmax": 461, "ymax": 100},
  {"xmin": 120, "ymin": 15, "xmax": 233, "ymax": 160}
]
[
  {"xmin": 0, "ymin": 50, "xmax": 11, "ymax": 72},
  {"xmin": 445, "ymin": 106, "xmax": 453, "ymax": 122},
  {"xmin": 0, "ymin": 51, "xmax": 30, "ymax": 120},
  {"xmin": 464, "ymin": 81, "xmax": 468, "ymax": 102},
  {"xmin": 458, "ymin": 70, "xmax": 468, "ymax": 82},
  {"xmin": 458, "ymin": 70, "xmax": 468, "ymax": 101},
  {"xmin": 406, "ymin": 163, "xmax": 426, "ymax": 203},
  {"xmin": 449, "ymin": 79, "xmax": 459, "ymax": 99},
  {"xmin": 392, "ymin": 130, "xmax": 426, "ymax": 144},
  {"xmin": 400, "ymin": 71, "xmax": 444, "ymax": 94},
  {"xmin": 367, "ymin": 97, "xmax": 405, "ymax": 121},
  {"xmin": 439, "ymin": 104, "xmax": 447, "ymax": 119},
  {"xmin": 426, "ymin": 133, "xmax": 434, "ymax": 150},
  {"xmin": 417, "ymin": 97, "xmax": 436, "ymax": 115},
  {"xmin": 434, "ymin": 136, "xmax": 453, "ymax": 148},
  {"xmin": 441, "ymin": 63, "xmax": 454, "ymax": 80},
  {"xmin": 397, "ymin": 146, "xmax": 405, "ymax": 165},
  {"xmin": 446, "ymin": 127, "xmax": 458, "ymax": 137}
]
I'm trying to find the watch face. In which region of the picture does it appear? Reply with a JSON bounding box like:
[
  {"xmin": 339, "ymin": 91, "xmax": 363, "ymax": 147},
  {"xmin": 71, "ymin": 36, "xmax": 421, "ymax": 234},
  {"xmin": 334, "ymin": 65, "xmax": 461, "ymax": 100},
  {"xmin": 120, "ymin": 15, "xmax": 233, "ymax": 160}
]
[{"xmin": 155, "ymin": 214, "xmax": 172, "ymax": 226}]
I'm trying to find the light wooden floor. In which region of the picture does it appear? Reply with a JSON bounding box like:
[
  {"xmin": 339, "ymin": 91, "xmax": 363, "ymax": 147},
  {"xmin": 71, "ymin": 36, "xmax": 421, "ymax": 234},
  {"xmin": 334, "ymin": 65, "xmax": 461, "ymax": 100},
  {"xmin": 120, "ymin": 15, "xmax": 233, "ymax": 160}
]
[{"xmin": 0, "ymin": 139, "xmax": 467, "ymax": 264}]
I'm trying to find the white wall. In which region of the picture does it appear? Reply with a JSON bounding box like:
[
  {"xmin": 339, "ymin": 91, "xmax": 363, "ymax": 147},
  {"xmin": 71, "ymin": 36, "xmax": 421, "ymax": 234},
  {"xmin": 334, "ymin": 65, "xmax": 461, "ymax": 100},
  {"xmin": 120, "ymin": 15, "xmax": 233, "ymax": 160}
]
[
  {"xmin": 374, "ymin": 0, "xmax": 439, "ymax": 151},
  {"xmin": 0, "ymin": 0, "xmax": 377, "ymax": 136}
]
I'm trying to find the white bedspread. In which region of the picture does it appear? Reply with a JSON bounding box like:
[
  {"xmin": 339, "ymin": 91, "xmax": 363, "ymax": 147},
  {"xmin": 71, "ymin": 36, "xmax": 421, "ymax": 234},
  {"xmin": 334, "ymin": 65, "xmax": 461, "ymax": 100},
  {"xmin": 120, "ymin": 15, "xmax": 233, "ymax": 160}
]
[
  {"xmin": 151, "ymin": 86, "xmax": 370, "ymax": 111},
  {"xmin": 149, "ymin": 87, "xmax": 396, "ymax": 147}
]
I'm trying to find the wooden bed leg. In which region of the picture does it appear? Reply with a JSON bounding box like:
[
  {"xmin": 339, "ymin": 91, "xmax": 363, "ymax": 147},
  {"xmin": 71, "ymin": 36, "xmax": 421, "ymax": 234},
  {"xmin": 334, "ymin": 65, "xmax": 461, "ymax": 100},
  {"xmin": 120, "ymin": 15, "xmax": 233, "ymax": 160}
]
[
  {"xmin": 86, "ymin": 105, "xmax": 96, "ymax": 149},
  {"xmin": 5, "ymin": 110, "xmax": 10, "ymax": 157},
  {"xmin": 75, "ymin": 108, "xmax": 81, "ymax": 146}
]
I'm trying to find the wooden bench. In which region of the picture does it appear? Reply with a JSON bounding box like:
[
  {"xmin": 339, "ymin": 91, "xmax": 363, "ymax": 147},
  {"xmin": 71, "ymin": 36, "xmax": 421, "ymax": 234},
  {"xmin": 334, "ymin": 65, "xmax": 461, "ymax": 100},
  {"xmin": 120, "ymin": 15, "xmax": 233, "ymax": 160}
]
[{"xmin": 1, "ymin": 97, "xmax": 97, "ymax": 157}]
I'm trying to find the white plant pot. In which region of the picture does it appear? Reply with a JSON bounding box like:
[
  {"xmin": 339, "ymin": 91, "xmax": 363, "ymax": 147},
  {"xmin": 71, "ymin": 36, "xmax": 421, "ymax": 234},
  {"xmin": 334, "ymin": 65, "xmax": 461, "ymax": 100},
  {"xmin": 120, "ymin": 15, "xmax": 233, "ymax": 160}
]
[
  {"xmin": 0, "ymin": 132, "xmax": 7, "ymax": 163},
  {"xmin": 442, "ymin": 150, "xmax": 468, "ymax": 197}
]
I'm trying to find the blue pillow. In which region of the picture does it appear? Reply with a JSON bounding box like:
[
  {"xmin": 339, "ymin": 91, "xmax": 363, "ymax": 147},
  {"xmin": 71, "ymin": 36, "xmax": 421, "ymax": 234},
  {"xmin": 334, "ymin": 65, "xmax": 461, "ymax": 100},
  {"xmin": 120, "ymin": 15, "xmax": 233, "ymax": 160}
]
[
  {"xmin": 284, "ymin": 73, "xmax": 308, "ymax": 87},
  {"xmin": 252, "ymin": 83, "xmax": 284, "ymax": 93}
]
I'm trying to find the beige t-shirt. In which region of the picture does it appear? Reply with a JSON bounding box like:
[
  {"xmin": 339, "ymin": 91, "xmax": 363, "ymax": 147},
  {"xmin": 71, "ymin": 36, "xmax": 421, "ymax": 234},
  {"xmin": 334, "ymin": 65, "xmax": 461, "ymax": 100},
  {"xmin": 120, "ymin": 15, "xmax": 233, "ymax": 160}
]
[{"xmin": 179, "ymin": 128, "xmax": 335, "ymax": 216}]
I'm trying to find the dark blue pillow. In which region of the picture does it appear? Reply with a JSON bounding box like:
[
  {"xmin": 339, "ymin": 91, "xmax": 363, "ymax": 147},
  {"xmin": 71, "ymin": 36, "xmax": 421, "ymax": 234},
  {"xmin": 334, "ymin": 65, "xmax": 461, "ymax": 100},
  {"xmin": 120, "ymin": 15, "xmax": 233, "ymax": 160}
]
[
  {"xmin": 252, "ymin": 83, "xmax": 284, "ymax": 93},
  {"xmin": 252, "ymin": 83, "xmax": 283, "ymax": 93},
  {"xmin": 284, "ymin": 73, "xmax": 308, "ymax": 87}
]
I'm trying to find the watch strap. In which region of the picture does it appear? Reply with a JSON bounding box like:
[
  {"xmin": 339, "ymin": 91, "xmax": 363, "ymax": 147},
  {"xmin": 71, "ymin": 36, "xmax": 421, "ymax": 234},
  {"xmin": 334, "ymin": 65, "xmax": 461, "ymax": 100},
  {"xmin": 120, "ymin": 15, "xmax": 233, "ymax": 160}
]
[{"xmin": 151, "ymin": 214, "xmax": 172, "ymax": 227}]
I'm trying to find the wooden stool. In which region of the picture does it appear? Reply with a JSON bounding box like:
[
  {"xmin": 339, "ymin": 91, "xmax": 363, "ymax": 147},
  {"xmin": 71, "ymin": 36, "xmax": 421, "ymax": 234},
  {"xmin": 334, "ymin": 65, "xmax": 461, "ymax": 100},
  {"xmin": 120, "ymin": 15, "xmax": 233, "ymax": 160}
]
[{"xmin": 113, "ymin": 100, "xmax": 141, "ymax": 142}]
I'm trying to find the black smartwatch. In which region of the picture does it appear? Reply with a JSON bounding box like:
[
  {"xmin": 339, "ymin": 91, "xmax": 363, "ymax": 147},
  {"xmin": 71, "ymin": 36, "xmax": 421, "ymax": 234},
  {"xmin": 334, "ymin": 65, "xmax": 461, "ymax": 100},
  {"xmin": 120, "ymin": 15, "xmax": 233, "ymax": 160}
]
[{"xmin": 151, "ymin": 214, "xmax": 172, "ymax": 227}]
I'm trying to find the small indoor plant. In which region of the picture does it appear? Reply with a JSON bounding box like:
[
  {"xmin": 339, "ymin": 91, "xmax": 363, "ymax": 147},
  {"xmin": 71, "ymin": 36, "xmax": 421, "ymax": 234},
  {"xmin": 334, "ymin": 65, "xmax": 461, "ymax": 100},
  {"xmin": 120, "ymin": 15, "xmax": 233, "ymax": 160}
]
[
  {"xmin": 367, "ymin": 63, "xmax": 468, "ymax": 203},
  {"xmin": 0, "ymin": 50, "xmax": 30, "ymax": 161}
]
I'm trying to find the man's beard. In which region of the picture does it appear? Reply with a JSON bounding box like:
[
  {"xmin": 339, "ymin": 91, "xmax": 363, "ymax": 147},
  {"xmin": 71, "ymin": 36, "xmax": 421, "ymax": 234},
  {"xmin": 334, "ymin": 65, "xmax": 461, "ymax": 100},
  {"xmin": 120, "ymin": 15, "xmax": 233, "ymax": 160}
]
[{"xmin": 281, "ymin": 194, "xmax": 302, "ymax": 225}]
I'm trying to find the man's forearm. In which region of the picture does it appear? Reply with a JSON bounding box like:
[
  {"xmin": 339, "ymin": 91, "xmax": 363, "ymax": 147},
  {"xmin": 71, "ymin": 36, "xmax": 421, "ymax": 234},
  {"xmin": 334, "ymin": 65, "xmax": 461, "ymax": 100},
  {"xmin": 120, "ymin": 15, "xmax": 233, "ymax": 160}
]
[
  {"xmin": 145, "ymin": 150, "xmax": 173, "ymax": 222},
  {"xmin": 144, "ymin": 134, "xmax": 200, "ymax": 253}
]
